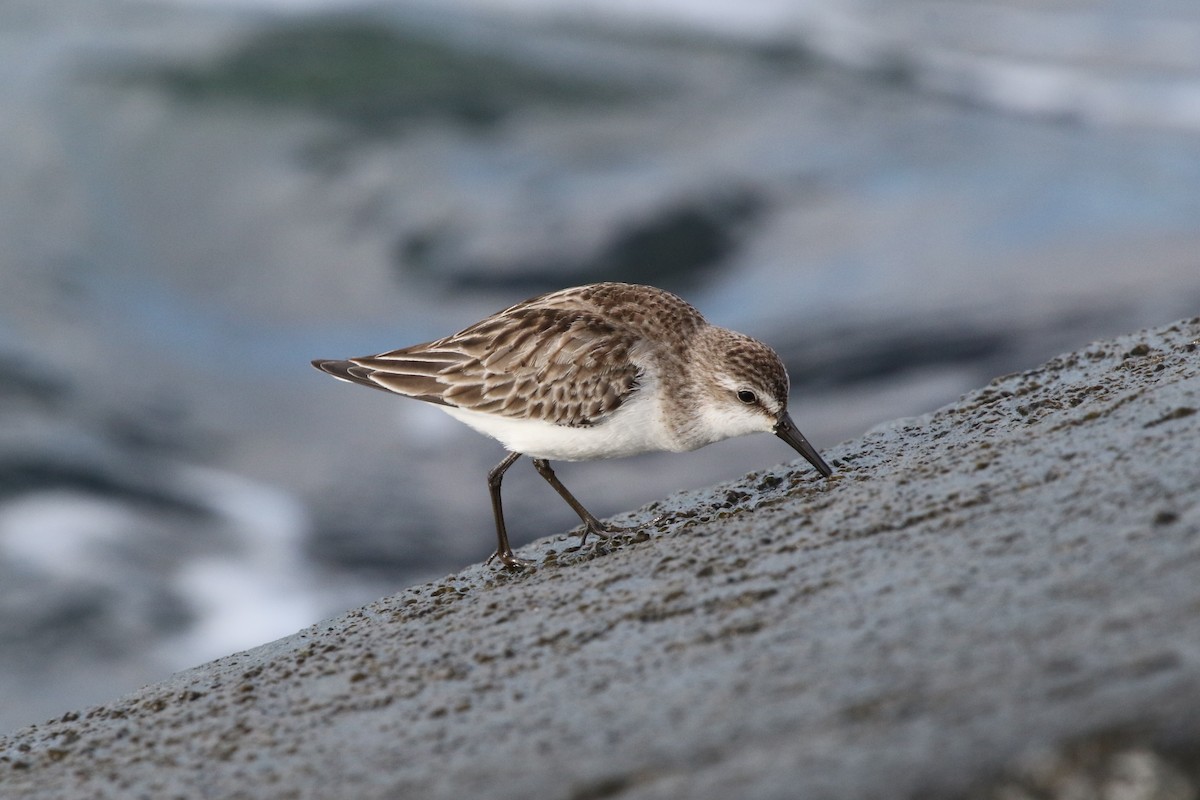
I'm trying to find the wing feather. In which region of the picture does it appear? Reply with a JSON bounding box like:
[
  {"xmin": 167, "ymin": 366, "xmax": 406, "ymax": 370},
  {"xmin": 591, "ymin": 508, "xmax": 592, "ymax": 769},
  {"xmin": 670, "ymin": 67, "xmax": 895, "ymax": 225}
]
[
  {"xmin": 313, "ymin": 283, "xmax": 709, "ymax": 425},
  {"xmin": 321, "ymin": 306, "xmax": 644, "ymax": 427}
]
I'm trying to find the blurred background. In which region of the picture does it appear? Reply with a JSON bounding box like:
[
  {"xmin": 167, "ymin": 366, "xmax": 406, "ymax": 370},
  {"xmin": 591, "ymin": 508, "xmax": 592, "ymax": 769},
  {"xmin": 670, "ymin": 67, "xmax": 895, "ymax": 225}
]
[{"xmin": 2, "ymin": 0, "xmax": 1200, "ymax": 732}]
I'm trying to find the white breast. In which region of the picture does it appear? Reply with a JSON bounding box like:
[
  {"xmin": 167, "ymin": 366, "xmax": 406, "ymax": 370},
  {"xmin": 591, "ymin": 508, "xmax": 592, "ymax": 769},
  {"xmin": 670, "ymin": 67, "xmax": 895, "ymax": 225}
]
[{"xmin": 437, "ymin": 378, "xmax": 680, "ymax": 462}]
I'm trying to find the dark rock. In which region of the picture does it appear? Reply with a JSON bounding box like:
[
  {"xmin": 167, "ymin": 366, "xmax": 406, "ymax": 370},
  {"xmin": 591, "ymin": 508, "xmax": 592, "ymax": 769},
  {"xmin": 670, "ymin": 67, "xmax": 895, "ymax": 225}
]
[{"xmin": 2, "ymin": 317, "xmax": 1198, "ymax": 799}]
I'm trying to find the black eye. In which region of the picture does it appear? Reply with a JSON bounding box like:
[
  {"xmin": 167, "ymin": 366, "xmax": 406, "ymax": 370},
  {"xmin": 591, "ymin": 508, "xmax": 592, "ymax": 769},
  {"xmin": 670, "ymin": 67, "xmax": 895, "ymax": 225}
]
[{"xmin": 737, "ymin": 390, "xmax": 757, "ymax": 405}]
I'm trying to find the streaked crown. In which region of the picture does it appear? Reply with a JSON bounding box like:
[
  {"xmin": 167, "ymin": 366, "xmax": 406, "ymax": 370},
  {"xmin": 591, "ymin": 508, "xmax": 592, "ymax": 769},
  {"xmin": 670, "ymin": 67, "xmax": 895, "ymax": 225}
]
[{"xmin": 680, "ymin": 327, "xmax": 791, "ymax": 446}]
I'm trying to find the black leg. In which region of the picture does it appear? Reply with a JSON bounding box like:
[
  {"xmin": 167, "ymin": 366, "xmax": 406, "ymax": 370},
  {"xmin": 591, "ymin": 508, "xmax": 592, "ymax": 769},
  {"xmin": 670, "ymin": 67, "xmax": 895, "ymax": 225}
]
[
  {"xmin": 531, "ymin": 459, "xmax": 642, "ymax": 545},
  {"xmin": 485, "ymin": 452, "xmax": 533, "ymax": 569}
]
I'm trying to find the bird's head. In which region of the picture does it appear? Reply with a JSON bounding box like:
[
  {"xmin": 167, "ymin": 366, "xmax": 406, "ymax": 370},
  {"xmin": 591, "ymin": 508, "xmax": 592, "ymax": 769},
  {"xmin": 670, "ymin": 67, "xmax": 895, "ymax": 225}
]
[{"xmin": 692, "ymin": 328, "xmax": 832, "ymax": 478}]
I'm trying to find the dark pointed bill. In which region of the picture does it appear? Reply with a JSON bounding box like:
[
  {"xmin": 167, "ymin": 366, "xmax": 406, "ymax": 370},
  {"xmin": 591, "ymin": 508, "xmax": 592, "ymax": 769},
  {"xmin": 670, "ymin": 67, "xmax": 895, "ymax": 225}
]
[{"xmin": 774, "ymin": 412, "xmax": 833, "ymax": 478}]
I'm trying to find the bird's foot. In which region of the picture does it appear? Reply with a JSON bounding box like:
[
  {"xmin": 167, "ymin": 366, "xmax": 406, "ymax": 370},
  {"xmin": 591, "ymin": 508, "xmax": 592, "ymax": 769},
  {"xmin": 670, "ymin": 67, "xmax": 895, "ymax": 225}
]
[
  {"xmin": 486, "ymin": 549, "xmax": 536, "ymax": 570},
  {"xmin": 577, "ymin": 521, "xmax": 632, "ymax": 545},
  {"xmin": 576, "ymin": 514, "xmax": 668, "ymax": 546}
]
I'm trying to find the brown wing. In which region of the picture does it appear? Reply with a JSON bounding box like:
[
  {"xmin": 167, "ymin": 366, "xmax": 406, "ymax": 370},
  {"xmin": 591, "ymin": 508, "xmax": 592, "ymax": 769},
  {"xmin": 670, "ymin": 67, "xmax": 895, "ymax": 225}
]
[{"xmin": 316, "ymin": 306, "xmax": 643, "ymax": 427}]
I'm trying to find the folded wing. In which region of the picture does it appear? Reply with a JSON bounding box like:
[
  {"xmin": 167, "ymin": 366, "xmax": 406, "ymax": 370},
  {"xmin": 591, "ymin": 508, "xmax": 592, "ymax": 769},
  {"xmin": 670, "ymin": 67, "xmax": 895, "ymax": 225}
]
[{"xmin": 312, "ymin": 307, "xmax": 643, "ymax": 427}]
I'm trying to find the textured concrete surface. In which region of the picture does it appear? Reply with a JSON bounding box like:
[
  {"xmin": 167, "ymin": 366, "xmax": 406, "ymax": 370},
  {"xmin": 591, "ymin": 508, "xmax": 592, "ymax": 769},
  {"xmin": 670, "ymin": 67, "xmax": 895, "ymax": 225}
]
[{"xmin": 2, "ymin": 317, "xmax": 1199, "ymax": 799}]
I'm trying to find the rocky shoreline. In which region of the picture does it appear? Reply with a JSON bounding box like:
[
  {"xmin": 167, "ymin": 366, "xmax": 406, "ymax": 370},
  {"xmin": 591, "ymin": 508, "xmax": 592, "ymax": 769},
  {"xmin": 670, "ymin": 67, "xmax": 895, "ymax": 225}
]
[{"xmin": 1, "ymin": 317, "xmax": 1197, "ymax": 798}]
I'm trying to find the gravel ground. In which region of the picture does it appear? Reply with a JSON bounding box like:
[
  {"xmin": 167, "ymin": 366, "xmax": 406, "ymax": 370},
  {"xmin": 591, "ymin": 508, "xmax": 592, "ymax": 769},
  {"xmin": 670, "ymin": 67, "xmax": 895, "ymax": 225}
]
[{"xmin": 2, "ymin": 317, "xmax": 1198, "ymax": 799}]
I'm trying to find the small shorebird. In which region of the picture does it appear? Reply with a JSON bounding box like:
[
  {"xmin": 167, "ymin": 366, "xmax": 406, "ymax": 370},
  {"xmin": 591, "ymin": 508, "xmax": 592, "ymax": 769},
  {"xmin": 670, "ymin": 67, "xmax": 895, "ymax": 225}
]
[{"xmin": 313, "ymin": 282, "xmax": 832, "ymax": 568}]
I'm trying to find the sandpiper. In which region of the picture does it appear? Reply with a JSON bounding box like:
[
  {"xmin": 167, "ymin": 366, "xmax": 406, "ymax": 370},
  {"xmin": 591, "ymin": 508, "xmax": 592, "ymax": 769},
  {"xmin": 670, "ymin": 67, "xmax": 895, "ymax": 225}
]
[{"xmin": 313, "ymin": 282, "xmax": 832, "ymax": 568}]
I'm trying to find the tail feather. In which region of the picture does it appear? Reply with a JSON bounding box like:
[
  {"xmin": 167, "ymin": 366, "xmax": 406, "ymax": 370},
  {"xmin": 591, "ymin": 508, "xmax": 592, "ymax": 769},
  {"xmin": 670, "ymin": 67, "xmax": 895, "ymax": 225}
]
[
  {"xmin": 311, "ymin": 358, "xmax": 448, "ymax": 405},
  {"xmin": 311, "ymin": 359, "xmax": 393, "ymax": 393}
]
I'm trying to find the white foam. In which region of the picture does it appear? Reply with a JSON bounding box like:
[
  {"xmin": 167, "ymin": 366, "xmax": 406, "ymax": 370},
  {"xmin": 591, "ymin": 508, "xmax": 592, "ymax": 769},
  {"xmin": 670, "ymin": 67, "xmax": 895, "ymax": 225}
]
[
  {"xmin": 161, "ymin": 465, "xmax": 322, "ymax": 668},
  {"xmin": 0, "ymin": 492, "xmax": 132, "ymax": 578}
]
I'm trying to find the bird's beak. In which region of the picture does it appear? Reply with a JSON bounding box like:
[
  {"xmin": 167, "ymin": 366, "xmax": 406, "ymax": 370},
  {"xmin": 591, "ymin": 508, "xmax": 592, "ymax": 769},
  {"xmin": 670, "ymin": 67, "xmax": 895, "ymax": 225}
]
[{"xmin": 774, "ymin": 412, "xmax": 833, "ymax": 478}]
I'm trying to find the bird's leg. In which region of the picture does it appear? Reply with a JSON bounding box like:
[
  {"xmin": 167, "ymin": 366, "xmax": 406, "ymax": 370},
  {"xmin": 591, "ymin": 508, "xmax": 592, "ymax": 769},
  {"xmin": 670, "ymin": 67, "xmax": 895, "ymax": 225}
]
[
  {"xmin": 531, "ymin": 459, "xmax": 645, "ymax": 545},
  {"xmin": 485, "ymin": 452, "xmax": 534, "ymax": 569}
]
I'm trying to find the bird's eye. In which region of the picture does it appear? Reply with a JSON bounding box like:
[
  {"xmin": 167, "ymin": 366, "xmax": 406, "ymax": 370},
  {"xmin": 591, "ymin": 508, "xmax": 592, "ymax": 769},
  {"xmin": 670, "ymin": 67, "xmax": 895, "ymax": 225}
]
[{"xmin": 737, "ymin": 390, "xmax": 758, "ymax": 405}]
